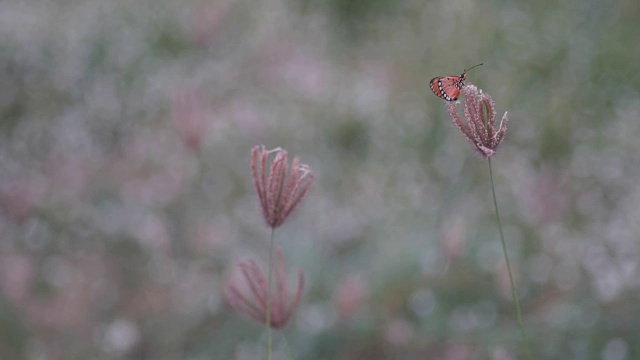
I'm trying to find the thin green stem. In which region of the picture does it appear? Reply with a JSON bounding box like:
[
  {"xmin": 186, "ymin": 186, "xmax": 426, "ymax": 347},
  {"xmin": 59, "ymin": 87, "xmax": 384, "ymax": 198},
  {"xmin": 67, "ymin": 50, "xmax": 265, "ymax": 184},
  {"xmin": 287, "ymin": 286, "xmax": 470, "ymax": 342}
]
[
  {"xmin": 282, "ymin": 333, "xmax": 294, "ymax": 359},
  {"xmin": 488, "ymin": 158, "xmax": 531, "ymax": 360},
  {"xmin": 266, "ymin": 227, "xmax": 275, "ymax": 360}
]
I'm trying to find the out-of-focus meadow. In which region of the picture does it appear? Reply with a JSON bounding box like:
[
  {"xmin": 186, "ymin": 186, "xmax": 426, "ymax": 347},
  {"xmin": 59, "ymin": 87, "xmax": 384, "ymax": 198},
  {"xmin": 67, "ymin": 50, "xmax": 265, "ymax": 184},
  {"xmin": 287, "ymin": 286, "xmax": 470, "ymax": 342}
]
[{"xmin": 1, "ymin": 0, "xmax": 640, "ymax": 359}]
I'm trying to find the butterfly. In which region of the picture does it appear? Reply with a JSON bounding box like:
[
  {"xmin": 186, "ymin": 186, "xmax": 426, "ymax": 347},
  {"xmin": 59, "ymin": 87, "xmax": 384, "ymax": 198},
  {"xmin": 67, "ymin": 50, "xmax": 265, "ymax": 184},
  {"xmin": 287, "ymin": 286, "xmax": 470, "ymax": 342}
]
[{"xmin": 429, "ymin": 63, "xmax": 483, "ymax": 101}]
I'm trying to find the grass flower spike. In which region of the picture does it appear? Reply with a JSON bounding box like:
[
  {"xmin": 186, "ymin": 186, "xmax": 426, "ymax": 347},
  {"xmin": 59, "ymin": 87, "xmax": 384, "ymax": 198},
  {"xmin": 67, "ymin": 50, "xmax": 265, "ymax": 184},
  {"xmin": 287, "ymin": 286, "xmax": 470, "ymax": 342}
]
[
  {"xmin": 446, "ymin": 84, "xmax": 508, "ymax": 158},
  {"xmin": 251, "ymin": 145, "xmax": 315, "ymax": 228},
  {"xmin": 443, "ymin": 83, "xmax": 531, "ymax": 358},
  {"xmin": 224, "ymin": 246, "xmax": 305, "ymax": 328}
]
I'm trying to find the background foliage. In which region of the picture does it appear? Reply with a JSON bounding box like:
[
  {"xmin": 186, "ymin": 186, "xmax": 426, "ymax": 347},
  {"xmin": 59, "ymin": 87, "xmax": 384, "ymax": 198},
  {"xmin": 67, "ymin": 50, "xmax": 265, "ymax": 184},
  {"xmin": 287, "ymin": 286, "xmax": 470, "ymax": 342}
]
[{"xmin": 1, "ymin": 0, "xmax": 639, "ymax": 359}]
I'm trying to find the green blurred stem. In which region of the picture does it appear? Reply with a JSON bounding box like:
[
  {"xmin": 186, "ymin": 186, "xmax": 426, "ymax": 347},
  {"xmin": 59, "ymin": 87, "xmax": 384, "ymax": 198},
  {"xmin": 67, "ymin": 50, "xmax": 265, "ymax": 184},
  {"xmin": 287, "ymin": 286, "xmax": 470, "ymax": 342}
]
[
  {"xmin": 266, "ymin": 227, "xmax": 275, "ymax": 360},
  {"xmin": 488, "ymin": 158, "xmax": 531, "ymax": 360}
]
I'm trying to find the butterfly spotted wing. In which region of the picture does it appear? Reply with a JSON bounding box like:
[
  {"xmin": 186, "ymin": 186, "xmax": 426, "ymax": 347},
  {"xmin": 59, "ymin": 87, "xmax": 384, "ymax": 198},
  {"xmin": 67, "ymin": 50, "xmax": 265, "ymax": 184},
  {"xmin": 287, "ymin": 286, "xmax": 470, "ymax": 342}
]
[
  {"xmin": 429, "ymin": 63, "xmax": 483, "ymax": 101},
  {"xmin": 430, "ymin": 75, "xmax": 465, "ymax": 101}
]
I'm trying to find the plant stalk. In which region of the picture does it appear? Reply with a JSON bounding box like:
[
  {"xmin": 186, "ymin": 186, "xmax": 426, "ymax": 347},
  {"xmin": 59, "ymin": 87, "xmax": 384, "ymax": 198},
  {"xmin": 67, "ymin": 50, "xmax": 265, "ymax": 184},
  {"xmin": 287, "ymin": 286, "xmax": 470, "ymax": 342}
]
[
  {"xmin": 266, "ymin": 227, "xmax": 275, "ymax": 360},
  {"xmin": 488, "ymin": 157, "xmax": 531, "ymax": 359}
]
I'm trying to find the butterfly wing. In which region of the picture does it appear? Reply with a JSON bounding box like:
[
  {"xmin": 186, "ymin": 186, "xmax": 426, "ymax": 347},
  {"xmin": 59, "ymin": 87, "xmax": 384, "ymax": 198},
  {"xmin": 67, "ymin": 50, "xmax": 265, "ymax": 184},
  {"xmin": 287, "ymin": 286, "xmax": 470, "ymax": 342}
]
[{"xmin": 429, "ymin": 75, "xmax": 464, "ymax": 101}]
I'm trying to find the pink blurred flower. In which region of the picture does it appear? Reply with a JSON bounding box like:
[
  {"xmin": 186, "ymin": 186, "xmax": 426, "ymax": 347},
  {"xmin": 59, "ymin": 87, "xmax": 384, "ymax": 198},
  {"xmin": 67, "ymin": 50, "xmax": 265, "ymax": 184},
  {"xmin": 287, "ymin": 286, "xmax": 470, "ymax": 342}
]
[
  {"xmin": 224, "ymin": 246, "xmax": 304, "ymax": 328},
  {"xmin": 525, "ymin": 168, "xmax": 569, "ymax": 224},
  {"xmin": 43, "ymin": 155, "xmax": 94, "ymax": 200},
  {"xmin": 185, "ymin": 216, "xmax": 231, "ymax": 256},
  {"xmin": 384, "ymin": 318, "xmax": 414, "ymax": 346},
  {"xmin": 23, "ymin": 256, "xmax": 110, "ymax": 330},
  {"xmin": 109, "ymin": 129, "xmax": 188, "ymax": 207},
  {"xmin": 0, "ymin": 174, "xmax": 46, "ymax": 222},
  {"xmin": 172, "ymin": 87, "xmax": 211, "ymax": 152},
  {"xmin": 253, "ymin": 42, "xmax": 329, "ymax": 99},
  {"xmin": 188, "ymin": 0, "xmax": 232, "ymax": 46},
  {"xmin": 333, "ymin": 274, "xmax": 367, "ymax": 319},
  {"xmin": 492, "ymin": 346, "xmax": 515, "ymax": 360},
  {"xmin": 174, "ymin": 265, "xmax": 215, "ymax": 312},
  {"xmin": 496, "ymin": 262, "xmax": 521, "ymax": 299},
  {"xmin": 441, "ymin": 218, "xmax": 467, "ymax": 260},
  {"xmin": 227, "ymin": 99, "xmax": 263, "ymax": 133},
  {"xmin": 133, "ymin": 214, "xmax": 171, "ymax": 254},
  {"xmin": 0, "ymin": 253, "xmax": 36, "ymax": 303},
  {"xmin": 442, "ymin": 344, "xmax": 473, "ymax": 360}
]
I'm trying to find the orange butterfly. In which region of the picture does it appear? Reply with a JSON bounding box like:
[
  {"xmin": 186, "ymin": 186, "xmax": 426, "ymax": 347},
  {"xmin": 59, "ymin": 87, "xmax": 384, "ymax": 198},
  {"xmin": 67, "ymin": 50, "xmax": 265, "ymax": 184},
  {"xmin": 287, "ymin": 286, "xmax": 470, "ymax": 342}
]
[{"xmin": 429, "ymin": 63, "xmax": 483, "ymax": 101}]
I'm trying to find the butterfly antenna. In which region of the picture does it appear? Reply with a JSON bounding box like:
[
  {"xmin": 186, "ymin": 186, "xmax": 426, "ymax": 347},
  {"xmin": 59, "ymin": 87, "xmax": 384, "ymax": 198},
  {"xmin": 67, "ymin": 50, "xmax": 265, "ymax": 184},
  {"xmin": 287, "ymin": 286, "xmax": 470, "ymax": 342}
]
[{"xmin": 463, "ymin": 63, "xmax": 484, "ymax": 73}]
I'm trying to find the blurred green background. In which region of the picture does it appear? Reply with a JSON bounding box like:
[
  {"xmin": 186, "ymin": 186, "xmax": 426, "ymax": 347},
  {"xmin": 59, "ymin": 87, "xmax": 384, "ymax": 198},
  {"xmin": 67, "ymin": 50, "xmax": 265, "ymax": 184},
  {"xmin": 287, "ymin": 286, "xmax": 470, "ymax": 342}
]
[{"xmin": 1, "ymin": 0, "xmax": 640, "ymax": 359}]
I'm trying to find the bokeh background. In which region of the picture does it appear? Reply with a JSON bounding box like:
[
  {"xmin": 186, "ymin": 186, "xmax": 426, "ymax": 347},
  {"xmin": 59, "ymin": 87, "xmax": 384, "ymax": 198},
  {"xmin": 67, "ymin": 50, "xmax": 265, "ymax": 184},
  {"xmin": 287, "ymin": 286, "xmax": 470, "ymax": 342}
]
[{"xmin": 1, "ymin": 0, "xmax": 639, "ymax": 359}]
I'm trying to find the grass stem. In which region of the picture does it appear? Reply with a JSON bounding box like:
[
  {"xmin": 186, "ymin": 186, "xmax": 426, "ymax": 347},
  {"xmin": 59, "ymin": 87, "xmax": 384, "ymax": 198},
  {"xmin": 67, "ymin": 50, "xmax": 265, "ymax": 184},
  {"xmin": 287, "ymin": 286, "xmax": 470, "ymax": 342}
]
[
  {"xmin": 266, "ymin": 227, "xmax": 275, "ymax": 360},
  {"xmin": 488, "ymin": 157, "xmax": 532, "ymax": 359}
]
